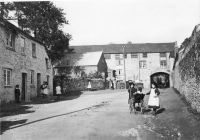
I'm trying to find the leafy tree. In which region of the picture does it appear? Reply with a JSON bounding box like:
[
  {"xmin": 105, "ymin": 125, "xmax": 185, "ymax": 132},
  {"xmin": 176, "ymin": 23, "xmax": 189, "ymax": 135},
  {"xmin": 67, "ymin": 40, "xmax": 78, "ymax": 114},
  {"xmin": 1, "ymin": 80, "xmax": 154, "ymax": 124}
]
[
  {"xmin": 88, "ymin": 71, "xmax": 103, "ymax": 79},
  {"xmin": 0, "ymin": 2, "xmax": 14, "ymax": 19},
  {"xmin": 1, "ymin": 1, "xmax": 71, "ymax": 64}
]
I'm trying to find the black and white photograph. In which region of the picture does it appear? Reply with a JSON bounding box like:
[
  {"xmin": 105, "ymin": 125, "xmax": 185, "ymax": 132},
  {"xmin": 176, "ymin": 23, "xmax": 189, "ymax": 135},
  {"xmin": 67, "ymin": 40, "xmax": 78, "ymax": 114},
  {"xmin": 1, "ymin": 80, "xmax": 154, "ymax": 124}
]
[{"xmin": 0, "ymin": 0, "xmax": 200, "ymax": 139}]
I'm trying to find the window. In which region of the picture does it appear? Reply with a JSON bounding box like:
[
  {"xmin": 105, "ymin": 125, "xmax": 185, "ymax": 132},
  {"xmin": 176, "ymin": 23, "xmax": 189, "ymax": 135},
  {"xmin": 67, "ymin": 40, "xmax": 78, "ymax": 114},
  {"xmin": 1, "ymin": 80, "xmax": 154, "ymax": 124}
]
[
  {"xmin": 116, "ymin": 60, "xmax": 123, "ymax": 65},
  {"xmin": 124, "ymin": 53, "xmax": 127, "ymax": 59},
  {"xmin": 3, "ymin": 69, "xmax": 12, "ymax": 86},
  {"xmin": 45, "ymin": 58, "xmax": 51, "ymax": 69},
  {"xmin": 30, "ymin": 70, "xmax": 34, "ymax": 84},
  {"xmin": 117, "ymin": 69, "xmax": 123, "ymax": 75},
  {"xmin": 32, "ymin": 43, "xmax": 36, "ymax": 57},
  {"xmin": 143, "ymin": 53, "xmax": 147, "ymax": 58},
  {"xmin": 160, "ymin": 53, "xmax": 166, "ymax": 58},
  {"xmin": 21, "ymin": 37, "xmax": 25, "ymax": 54},
  {"xmin": 115, "ymin": 54, "xmax": 120, "ymax": 60},
  {"xmin": 139, "ymin": 60, "xmax": 147, "ymax": 69},
  {"xmin": 160, "ymin": 60, "xmax": 167, "ymax": 68},
  {"xmin": 6, "ymin": 32, "xmax": 15, "ymax": 49},
  {"xmin": 104, "ymin": 54, "xmax": 111, "ymax": 59},
  {"xmin": 131, "ymin": 53, "xmax": 138, "ymax": 58}
]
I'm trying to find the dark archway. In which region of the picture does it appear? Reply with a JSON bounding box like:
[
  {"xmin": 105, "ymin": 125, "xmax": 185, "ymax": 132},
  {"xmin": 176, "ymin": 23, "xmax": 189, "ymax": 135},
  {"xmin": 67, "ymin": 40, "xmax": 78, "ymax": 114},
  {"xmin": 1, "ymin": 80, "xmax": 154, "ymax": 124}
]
[{"xmin": 150, "ymin": 72, "xmax": 170, "ymax": 88}]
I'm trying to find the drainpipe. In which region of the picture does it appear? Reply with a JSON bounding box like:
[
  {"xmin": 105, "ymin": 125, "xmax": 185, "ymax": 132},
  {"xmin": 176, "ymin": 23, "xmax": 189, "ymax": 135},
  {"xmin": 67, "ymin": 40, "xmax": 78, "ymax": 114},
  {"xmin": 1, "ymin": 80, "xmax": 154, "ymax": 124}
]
[
  {"xmin": 122, "ymin": 46, "xmax": 126, "ymax": 88},
  {"xmin": 138, "ymin": 53, "xmax": 140, "ymax": 82}
]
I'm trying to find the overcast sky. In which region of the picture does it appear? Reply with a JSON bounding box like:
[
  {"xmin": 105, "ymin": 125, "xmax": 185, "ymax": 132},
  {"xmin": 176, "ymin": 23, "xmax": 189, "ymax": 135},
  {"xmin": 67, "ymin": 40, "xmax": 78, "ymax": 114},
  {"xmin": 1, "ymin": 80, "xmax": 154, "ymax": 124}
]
[{"xmin": 54, "ymin": 0, "xmax": 200, "ymax": 46}]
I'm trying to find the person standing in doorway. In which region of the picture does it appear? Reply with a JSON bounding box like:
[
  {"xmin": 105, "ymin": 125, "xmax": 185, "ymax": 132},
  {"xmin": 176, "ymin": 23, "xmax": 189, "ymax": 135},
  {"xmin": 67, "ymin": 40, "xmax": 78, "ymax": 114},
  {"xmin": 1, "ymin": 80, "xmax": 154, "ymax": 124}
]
[
  {"xmin": 41, "ymin": 81, "xmax": 48, "ymax": 98},
  {"xmin": 43, "ymin": 82, "xmax": 49, "ymax": 97},
  {"xmin": 15, "ymin": 85, "xmax": 21, "ymax": 103},
  {"xmin": 56, "ymin": 83, "xmax": 62, "ymax": 100},
  {"xmin": 113, "ymin": 78, "xmax": 117, "ymax": 89}
]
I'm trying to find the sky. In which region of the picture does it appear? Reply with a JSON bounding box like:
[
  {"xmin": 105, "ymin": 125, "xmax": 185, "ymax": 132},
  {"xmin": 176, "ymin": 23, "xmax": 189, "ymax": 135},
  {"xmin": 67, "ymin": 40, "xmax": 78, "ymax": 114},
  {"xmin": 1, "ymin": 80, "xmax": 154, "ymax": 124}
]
[{"xmin": 54, "ymin": 0, "xmax": 200, "ymax": 46}]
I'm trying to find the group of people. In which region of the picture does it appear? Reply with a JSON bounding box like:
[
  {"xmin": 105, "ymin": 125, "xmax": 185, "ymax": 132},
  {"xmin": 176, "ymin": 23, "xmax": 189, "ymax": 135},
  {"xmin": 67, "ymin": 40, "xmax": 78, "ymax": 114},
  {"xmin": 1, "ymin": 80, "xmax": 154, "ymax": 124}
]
[
  {"xmin": 14, "ymin": 81, "xmax": 62, "ymax": 103},
  {"xmin": 128, "ymin": 81, "xmax": 160, "ymax": 115}
]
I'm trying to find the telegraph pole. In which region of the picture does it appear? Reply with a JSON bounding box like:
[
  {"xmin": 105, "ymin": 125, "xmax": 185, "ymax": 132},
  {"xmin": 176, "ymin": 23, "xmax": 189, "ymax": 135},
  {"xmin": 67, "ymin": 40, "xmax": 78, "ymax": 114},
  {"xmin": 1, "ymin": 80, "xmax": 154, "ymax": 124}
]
[{"xmin": 122, "ymin": 46, "xmax": 127, "ymax": 88}]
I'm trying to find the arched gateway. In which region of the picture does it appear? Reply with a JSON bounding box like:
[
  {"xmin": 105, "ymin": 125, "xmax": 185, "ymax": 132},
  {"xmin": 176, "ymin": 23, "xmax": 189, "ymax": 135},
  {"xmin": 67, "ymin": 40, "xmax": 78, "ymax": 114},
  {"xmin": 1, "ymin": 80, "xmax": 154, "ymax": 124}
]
[{"xmin": 150, "ymin": 72, "xmax": 170, "ymax": 88}]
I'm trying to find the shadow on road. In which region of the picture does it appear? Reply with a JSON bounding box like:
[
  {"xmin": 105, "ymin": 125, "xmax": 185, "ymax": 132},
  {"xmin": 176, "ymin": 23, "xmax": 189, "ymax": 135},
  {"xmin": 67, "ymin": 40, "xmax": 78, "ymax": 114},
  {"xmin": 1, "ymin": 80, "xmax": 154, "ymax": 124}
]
[
  {"xmin": 156, "ymin": 108, "xmax": 166, "ymax": 115},
  {"xmin": 0, "ymin": 119, "xmax": 27, "ymax": 135},
  {"xmin": 0, "ymin": 104, "xmax": 35, "ymax": 118},
  {"xmin": 32, "ymin": 90, "xmax": 83, "ymax": 104},
  {"xmin": 0, "ymin": 105, "xmax": 95, "ymax": 135},
  {"xmin": 0, "ymin": 91, "xmax": 83, "ymax": 118}
]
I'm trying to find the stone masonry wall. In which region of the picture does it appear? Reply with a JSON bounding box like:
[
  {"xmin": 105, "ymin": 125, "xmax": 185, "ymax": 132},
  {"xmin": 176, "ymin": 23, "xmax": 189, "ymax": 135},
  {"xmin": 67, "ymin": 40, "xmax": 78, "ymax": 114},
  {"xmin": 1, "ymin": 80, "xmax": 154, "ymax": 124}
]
[
  {"xmin": 54, "ymin": 77, "xmax": 106, "ymax": 93},
  {"xmin": 174, "ymin": 25, "xmax": 200, "ymax": 112},
  {"xmin": 0, "ymin": 25, "xmax": 53, "ymax": 104}
]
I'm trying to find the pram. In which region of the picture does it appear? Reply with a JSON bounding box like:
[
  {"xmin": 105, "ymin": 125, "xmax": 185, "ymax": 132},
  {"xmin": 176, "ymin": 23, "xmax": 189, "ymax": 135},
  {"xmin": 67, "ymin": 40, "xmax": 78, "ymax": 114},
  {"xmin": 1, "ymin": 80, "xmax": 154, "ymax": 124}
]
[{"xmin": 129, "ymin": 93, "xmax": 145, "ymax": 114}]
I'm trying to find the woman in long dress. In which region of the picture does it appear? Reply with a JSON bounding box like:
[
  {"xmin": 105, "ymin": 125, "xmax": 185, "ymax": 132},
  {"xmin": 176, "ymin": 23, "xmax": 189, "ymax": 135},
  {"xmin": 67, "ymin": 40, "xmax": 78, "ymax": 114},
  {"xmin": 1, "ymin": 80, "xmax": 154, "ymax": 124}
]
[
  {"xmin": 147, "ymin": 83, "xmax": 160, "ymax": 115},
  {"xmin": 43, "ymin": 82, "xmax": 49, "ymax": 97},
  {"xmin": 56, "ymin": 83, "xmax": 62, "ymax": 100},
  {"xmin": 87, "ymin": 81, "xmax": 92, "ymax": 91}
]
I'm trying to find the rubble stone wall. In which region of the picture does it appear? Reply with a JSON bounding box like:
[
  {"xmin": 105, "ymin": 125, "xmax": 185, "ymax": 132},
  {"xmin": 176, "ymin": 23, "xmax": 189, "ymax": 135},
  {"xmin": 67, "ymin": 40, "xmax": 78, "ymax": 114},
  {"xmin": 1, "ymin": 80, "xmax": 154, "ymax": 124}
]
[{"xmin": 173, "ymin": 25, "xmax": 200, "ymax": 112}]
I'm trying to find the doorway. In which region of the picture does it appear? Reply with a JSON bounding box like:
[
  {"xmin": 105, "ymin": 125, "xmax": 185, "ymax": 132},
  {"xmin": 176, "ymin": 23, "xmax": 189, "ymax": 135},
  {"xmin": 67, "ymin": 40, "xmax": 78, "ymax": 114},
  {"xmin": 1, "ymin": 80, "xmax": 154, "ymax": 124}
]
[
  {"xmin": 150, "ymin": 72, "xmax": 170, "ymax": 88},
  {"xmin": 37, "ymin": 73, "xmax": 41, "ymax": 96},
  {"xmin": 21, "ymin": 73, "xmax": 27, "ymax": 101}
]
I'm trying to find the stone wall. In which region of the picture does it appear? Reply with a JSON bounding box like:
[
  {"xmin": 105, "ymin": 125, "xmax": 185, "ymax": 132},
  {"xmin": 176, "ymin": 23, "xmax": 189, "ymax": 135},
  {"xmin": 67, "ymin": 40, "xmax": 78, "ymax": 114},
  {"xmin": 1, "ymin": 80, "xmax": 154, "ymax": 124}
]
[
  {"xmin": 173, "ymin": 24, "xmax": 200, "ymax": 112},
  {"xmin": 54, "ymin": 76, "xmax": 107, "ymax": 94},
  {"xmin": 0, "ymin": 23, "xmax": 53, "ymax": 104}
]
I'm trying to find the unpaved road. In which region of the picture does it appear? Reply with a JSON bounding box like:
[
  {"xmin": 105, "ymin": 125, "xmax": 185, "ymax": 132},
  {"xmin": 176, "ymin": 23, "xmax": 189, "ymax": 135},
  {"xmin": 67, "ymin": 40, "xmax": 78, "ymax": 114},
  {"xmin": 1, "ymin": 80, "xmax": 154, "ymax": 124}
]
[{"xmin": 1, "ymin": 88, "xmax": 200, "ymax": 140}]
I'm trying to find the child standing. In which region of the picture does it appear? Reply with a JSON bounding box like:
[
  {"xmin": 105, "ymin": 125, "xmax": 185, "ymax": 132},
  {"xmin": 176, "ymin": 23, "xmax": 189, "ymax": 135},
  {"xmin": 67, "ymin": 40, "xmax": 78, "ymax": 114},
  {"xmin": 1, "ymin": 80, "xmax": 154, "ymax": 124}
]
[
  {"xmin": 56, "ymin": 83, "xmax": 62, "ymax": 100},
  {"xmin": 15, "ymin": 85, "xmax": 21, "ymax": 103},
  {"xmin": 147, "ymin": 83, "xmax": 160, "ymax": 116}
]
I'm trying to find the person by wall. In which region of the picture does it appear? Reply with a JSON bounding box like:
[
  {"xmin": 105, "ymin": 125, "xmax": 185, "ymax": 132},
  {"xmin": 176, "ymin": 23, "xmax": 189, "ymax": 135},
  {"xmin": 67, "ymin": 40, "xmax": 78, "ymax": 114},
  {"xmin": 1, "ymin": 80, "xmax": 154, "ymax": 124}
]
[
  {"xmin": 15, "ymin": 85, "xmax": 21, "ymax": 103},
  {"xmin": 87, "ymin": 80, "xmax": 92, "ymax": 91},
  {"xmin": 56, "ymin": 83, "xmax": 62, "ymax": 100}
]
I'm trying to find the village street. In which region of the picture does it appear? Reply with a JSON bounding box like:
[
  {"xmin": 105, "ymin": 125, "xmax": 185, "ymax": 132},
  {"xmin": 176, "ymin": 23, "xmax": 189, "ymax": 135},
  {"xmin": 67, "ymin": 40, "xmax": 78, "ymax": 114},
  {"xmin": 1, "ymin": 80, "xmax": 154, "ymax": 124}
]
[{"xmin": 1, "ymin": 88, "xmax": 200, "ymax": 140}]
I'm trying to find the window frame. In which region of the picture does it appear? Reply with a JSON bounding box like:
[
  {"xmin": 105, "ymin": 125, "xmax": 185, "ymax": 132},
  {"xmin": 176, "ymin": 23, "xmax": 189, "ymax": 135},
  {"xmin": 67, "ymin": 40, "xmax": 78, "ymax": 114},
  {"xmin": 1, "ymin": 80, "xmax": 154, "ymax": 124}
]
[
  {"xmin": 124, "ymin": 53, "xmax": 127, "ymax": 59},
  {"xmin": 115, "ymin": 54, "xmax": 120, "ymax": 60},
  {"xmin": 142, "ymin": 53, "xmax": 147, "ymax": 58},
  {"xmin": 6, "ymin": 32, "xmax": 15, "ymax": 50},
  {"xmin": 131, "ymin": 53, "xmax": 138, "ymax": 58},
  {"xmin": 45, "ymin": 58, "xmax": 51, "ymax": 69},
  {"xmin": 116, "ymin": 59, "xmax": 123, "ymax": 66},
  {"xmin": 3, "ymin": 68, "xmax": 12, "ymax": 86},
  {"xmin": 21, "ymin": 37, "xmax": 26, "ymax": 54},
  {"xmin": 160, "ymin": 52, "xmax": 167, "ymax": 58},
  {"xmin": 139, "ymin": 60, "xmax": 147, "ymax": 69},
  {"xmin": 32, "ymin": 43, "xmax": 36, "ymax": 58},
  {"xmin": 160, "ymin": 60, "xmax": 167, "ymax": 68}
]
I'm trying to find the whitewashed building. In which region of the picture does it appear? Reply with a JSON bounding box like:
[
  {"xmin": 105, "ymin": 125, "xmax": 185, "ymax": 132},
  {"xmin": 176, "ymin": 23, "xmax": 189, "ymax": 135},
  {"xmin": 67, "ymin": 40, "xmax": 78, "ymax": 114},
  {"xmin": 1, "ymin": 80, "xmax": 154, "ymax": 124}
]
[{"xmin": 71, "ymin": 42, "xmax": 175, "ymax": 88}]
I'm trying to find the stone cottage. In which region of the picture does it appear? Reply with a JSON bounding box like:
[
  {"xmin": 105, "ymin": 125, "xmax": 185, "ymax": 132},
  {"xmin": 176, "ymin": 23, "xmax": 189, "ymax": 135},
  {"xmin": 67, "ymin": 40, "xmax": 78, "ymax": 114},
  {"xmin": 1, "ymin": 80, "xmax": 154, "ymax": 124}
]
[{"xmin": 0, "ymin": 19, "xmax": 53, "ymax": 104}]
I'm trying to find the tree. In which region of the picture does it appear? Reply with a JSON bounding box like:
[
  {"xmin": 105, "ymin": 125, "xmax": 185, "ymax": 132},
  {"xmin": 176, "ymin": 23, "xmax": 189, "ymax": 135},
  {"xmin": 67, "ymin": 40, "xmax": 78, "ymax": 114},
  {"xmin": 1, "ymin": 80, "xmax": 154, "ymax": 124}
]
[
  {"xmin": 0, "ymin": 2, "xmax": 14, "ymax": 19},
  {"xmin": 1, "ymin": 1, "xmax": 71, "ymax": 64}
]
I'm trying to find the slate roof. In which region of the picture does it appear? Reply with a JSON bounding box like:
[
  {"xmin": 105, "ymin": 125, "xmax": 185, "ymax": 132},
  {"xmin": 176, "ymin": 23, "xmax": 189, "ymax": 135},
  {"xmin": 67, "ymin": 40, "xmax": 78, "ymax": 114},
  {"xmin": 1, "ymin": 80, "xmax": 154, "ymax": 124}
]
[
  {"xmin": 70, "ymin": 42, "xmax": 175, "ymax": 54},
  {"xmin": 0, "ymin": 18, "xmax": 44, "ymax": 46},
  {"xmin": 56, "ymin": 51, "xmax": 103, "ymax": 67},
  {"xmin": 75, "ymin": 51, "xmax": 103, "ymax": 66}
]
